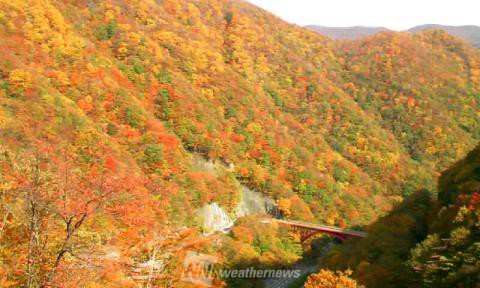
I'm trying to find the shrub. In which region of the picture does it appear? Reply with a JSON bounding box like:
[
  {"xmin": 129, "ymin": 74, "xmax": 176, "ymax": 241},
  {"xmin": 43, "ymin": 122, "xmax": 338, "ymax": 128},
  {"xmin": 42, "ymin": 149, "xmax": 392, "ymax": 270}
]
[
  {"xmin": 125, "ymin": 106, "xmax": 146, "ymax": 128},
  {"xmin": 143, "ymin": 144, "xmax": 163, "ymax": 164},
  {"xmin": 156, "ymin": 70, "xmax": 172, "ymax": 84},
  {"xmin": 95, "ymin": 20, "xmax": 118, "ymax": 40}
]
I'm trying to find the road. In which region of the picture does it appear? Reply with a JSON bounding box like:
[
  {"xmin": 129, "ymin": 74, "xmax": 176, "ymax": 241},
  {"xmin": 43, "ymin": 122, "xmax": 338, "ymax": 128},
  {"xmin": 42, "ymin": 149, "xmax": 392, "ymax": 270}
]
[
  {"xmin": 263, "ymin": 241, "xmax": 334, "ymax": 288},
  {"xmin": 263, "ymin": 261, "xmax": 318, "ymax": 288}
]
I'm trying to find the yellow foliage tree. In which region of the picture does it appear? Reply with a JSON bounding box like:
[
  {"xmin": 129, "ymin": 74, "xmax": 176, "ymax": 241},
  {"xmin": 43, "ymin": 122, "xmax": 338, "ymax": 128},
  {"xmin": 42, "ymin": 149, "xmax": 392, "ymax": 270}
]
[
  {"xmin": 9, "ymin": 69, "xmax": 32, "ymax": 91},
  {"xmin": 304, "ymin": 269, "xmax": 363, "ymax": 288},
  {"xmin": 277, "ymin": 197, "xmax": 292, "ymax": 218}
]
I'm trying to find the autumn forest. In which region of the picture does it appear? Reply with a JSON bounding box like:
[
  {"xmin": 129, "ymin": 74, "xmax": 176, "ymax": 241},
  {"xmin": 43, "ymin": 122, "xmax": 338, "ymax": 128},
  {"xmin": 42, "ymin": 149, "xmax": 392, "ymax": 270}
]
[{"xmin": 0, "ymin": 0, "xmax": 479, "ymax": 287}]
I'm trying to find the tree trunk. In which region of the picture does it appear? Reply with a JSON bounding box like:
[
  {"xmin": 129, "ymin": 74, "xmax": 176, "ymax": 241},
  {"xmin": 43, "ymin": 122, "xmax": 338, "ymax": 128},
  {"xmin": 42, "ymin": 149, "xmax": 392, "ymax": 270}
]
[
  {"xmin": 146, "ymin": 245, "xmax": 159, "ymax": 288},
  {"xmin": 26, "ymin": 197, "xmax": 40, "ymax": 288}
]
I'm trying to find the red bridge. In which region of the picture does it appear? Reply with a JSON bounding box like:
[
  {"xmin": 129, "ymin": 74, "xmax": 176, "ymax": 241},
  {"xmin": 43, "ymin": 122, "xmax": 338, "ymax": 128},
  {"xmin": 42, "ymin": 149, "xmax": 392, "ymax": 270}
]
[{"xmin": 263, "ymin": 219, "xmax": 367, "ymax": 242}]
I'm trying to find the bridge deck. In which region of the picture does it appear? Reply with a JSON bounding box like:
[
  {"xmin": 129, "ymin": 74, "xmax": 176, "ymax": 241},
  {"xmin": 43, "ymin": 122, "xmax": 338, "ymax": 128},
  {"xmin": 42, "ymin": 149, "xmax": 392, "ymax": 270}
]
[{"xmin": 271, "ymin": 219, "xmax": 368, "ymax": 237}]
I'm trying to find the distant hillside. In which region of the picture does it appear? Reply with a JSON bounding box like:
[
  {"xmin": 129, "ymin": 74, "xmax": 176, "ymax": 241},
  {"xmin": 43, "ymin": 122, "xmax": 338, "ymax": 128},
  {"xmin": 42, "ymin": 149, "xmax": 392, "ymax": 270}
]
[
  {"xmin": 307, "ymin": 24, "xmax": 480, "ymax": 47},
  {"xmin": 409, "ymin": 24, "xmax": 480, "ymax": 48},
  {"xmin": 305, "ymin": 25, "xmax": 388, "ymax": 39}
]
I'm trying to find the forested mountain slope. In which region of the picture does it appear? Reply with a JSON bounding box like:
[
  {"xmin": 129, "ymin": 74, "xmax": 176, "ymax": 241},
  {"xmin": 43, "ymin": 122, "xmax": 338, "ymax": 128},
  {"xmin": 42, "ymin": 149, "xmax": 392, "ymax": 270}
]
[
  {"xmin": 0, "ymin": 0, "xmax": 479, "ymax": 286},
  {"xmin": 409, "ymin": 25, "xmax": 480, "ymax": 48},
  {"xmin": 337, "ymin": 30, "xmax": 480, "ymax": 171},
  {"xmin": 324, "ymin": 143, "xmax": 480, "ymax": 287}
]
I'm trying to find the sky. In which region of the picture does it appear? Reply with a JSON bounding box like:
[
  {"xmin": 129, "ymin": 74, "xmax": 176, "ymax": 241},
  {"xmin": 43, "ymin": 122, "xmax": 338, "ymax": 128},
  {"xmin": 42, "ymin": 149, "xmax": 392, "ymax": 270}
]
[{"xmin": 245, "ymin": 0, "xmax": 479, "ymax": 31}]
